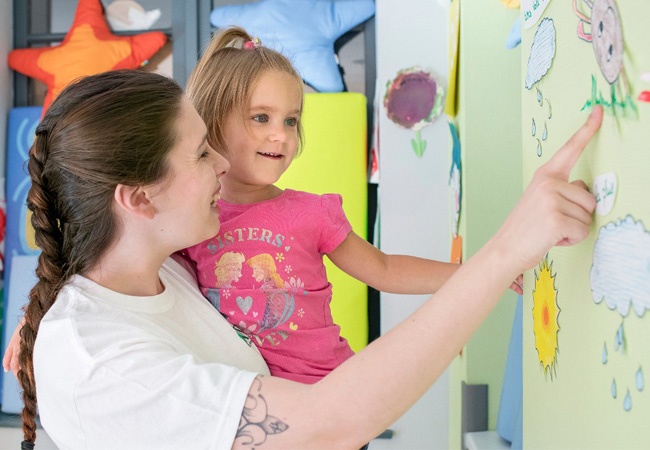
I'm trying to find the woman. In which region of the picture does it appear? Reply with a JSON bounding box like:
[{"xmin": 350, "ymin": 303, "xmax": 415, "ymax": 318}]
[{"xmin": 7, "ymin": 69, "xmax": 602, "ymax": 449}]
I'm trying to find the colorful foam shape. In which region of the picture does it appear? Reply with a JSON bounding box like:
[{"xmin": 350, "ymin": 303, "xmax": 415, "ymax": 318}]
[
  {"xmin": 276, "ymin": 93, "xmax": 368, "ymax": 351},
  {"xmin": 210, "ymin": 0, "xmax": 375, "ymax": 92},
  {"xmin": 1, "ymin": 106, "xmax": 42, "ymax": 413},
  {"xmin": 7, "ymin": 0, "xmax": 167, "ymax": 113}
]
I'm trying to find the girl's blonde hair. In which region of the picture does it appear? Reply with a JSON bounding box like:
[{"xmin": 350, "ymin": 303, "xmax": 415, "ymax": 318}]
[{"xmin": 186, "ymin": 26, "xmax": 305, "ymax": 156}]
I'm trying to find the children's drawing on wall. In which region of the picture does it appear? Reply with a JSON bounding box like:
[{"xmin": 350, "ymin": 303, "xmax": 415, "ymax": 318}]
[
  {"xmin": 383, "ymin": 67, "xmax": 444, "ymax": 158},
  {"xmin": 448, "ymin": 122, "xmax": 462, "ymax": 264},
  {"xmin": 639, "ymin": 72, "xmax": 650, "ymax": 102},
  {"xmin": 573, "ymin": 0, "xmax": 636, "ymax": 115},
  {"xmin": 521, "ymin": 0, "xmax": 551, "ymax": 29},
  {"xmin": 525, "ymin": 17, "xmax": 555, "ymax": 157},
  {"xmin": 591, "ymin": 215, "xmax": 650, "ymax": 411},
  {"xmin": 593, "ymin": 172, "xmax": 618, "ymax": 216},
  {"xmin": 532, "ymin": 255, "xmax": 560, "ymax": 380}
]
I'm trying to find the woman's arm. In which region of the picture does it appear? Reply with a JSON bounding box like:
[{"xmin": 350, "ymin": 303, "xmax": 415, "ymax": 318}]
[{"xmin": 232, "ymin": 106, "xmax": 603, "ymax": 449}]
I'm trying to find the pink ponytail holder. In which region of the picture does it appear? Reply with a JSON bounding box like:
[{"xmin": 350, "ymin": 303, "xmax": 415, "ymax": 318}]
[{"xmin": 243, "ymin": 37, "xmax": 261, "ymax": 50}]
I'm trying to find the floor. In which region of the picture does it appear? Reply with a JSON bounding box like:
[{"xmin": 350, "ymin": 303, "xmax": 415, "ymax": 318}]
[{"xmin": 0, "ymin": 413, "xmax": 57, "ymax": 449}]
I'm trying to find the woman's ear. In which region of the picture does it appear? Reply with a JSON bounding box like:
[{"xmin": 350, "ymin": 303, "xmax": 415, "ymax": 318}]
[{"xmin": 114, "ymin": 184, "xmax": 155, "ymax": 219}]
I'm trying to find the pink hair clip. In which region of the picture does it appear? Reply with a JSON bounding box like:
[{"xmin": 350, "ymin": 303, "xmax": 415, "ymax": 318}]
[{"xmin": 243, "ymin": 37, "xmax": 262, "ymax": 50}]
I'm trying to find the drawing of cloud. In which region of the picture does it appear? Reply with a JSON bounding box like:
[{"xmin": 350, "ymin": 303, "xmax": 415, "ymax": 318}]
[
  {"xmin": 590, "ymin": 216, "xmax": 650, "ymax": 317},
  {"xmin": 525, "ymin": 18, "xmax": 556, "ymax": 90}
]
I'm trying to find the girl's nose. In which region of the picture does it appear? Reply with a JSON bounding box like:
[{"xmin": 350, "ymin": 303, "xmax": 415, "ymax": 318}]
[{"xmin": 268, "ymin": 123, "xmax": 288, "ymax": 143}]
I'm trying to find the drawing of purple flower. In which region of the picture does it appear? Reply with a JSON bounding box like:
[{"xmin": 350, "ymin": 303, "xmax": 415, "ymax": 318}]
[{"xmin": 384, "ymin": 67, "xmax": 444, "ymax": 157}]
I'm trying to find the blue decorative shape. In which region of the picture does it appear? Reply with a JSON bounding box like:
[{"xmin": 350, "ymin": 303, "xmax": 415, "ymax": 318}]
[
  {"xmin": 611, "ymin": 379, "xmax": 617, "ymax": 398},
  {"xmin": 496, "ymin": 295, "xmax": 523, "ymax": 448},
  {"xmin": 210, "ymin": 0, "xmax": 375, "ymax": 92},
  {"xmin": 505, "ymin": 17, "xmax": 521, "ymax": 49},
  {"xmin": 636, "ymin": 367, "xmax": 644, "ymax": 392},
  {"xmin": 2, "ymin": 106, "xmax": 43, "ymax": 412},
  {"xmin": 602, "ymin": 342, "xmax": 608, "ymax": 364}
]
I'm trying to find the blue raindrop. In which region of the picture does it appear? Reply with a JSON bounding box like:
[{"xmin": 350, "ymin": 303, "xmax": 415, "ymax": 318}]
[
  {"xmin": 542, "ymin": 123, "xmax": 548, "ymax": 141},
  {"xmin": 614, "ymin": 323, "xmax": 624, "ymax": 353},
  {"xmin": 532, "ymin": 118, "xmax": 537, "ymax": 136},
  {"xmin": 624, "ymin": 390, "xmax": 632, "ymax": 411},
  {"xmin": 536, "ymin": 139, "xmax": 542, "ymax": 157},
  {"xmin": 602, "ymin": 342, "xmax": 608, "ymax": 364},
  {"xmin": 537, "ymin": 88, "xmax": 543, "ymax": 106},
  {"xmin": 611, "ymin": 379, "xmax": 617, "ymax": 398},
  {"xmin": 547, "ymin": 99, "xmax": 552, "ymax": 119},
  {"xmin": 636, "ymin": 367, "xmax": 644, "ymax": 392}
]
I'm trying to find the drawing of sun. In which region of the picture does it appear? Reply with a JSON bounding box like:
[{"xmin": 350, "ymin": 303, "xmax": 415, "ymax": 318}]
[{"xmin": 532, "ymin": 256, "xmax": 560, "ymax": 379}]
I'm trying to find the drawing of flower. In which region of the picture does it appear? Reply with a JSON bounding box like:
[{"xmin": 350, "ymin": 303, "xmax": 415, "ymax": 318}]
[{"xmin": 384, "ymin": 67, "xmax": 445, "ymax": 157}]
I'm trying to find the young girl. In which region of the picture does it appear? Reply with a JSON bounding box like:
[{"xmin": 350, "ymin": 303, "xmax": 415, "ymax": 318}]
[{"xmin": 183, "ymin": 27, "xmax": 522, "ymax": 383}]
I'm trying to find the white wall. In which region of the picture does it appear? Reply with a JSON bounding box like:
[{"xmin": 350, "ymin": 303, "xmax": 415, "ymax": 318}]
[{"xmin": 374, "ymin": 0, "xmax": 450, "ymax": 448}]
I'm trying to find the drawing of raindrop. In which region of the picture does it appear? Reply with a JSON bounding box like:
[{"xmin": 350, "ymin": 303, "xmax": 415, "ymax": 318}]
[
  {"xmin": 547, "ymin": 99, "xmax": 552, "ymax": 119},
  {"xmin": 614, "ymin": 322, "xmax": 625, "ymax": 353},
  {"xmin": 542, "ymin": 122, "xmax": 548, "ymax": 141},
  {"xmin": 624, "ymin": 390, "xmax": 632, "ymax": 411},
  {"xmin": 602, "ymin": 342, "xmax": 608, "ymax": 364},
  {"xmin": 636, "ymin": 367, "xmax": 644, "ymax": 392},
  {"xmin": 611, "ymin": 379, "xmax": 617, "ymax": 398},
  {"xmin": 536, "ymin": 138, "xmax": 542, "ymax": 157},
  {"xmin": 537, "ymin": 86, "xmax": 543, "ymax": 106},
  {"xmin": 532, "ymin": 118, "xmax": 537, "ymax": 136}
]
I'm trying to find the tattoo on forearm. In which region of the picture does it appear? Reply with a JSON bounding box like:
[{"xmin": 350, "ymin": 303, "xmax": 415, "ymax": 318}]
[{"xmin": 235, "ymin": 376, "xmax": 288, "ymax": 448}]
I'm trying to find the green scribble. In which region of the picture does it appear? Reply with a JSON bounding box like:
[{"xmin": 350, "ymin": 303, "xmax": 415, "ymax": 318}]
[{"xmin": 581, "ymin": 74, "xmax": 638, "ymax": 118}]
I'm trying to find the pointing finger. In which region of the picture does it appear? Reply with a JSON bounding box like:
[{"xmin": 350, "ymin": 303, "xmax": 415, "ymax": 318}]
[{"xmin": 542, "ymin": 106, "xmax": 603, "ymax": 179}]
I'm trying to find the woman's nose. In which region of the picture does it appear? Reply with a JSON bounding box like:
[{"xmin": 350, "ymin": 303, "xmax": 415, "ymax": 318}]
[{"xmin": 213, "ymin": 150, "xmax": 230, "ymax": 176}]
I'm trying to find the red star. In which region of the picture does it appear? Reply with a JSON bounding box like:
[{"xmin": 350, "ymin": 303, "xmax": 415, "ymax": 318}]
[{"xmin": 8, "ymin": 0, "xmax": 167, "ymax": 113}]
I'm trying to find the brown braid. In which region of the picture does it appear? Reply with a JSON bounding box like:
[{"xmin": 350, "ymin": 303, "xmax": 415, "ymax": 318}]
[{"xmin": 17, "ymin": 69, "xmax": 184, "ymax": 447}]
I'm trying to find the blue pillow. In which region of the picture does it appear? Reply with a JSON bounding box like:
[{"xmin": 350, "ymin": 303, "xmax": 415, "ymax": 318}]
[{"xmin": 210, "ymin": 0, "xmax": 375, "ymax": 92}]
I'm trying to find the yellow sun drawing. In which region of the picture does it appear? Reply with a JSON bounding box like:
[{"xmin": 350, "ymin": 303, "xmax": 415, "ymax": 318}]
[{"xmin": 532, "ymin": 256, "xmax": 560, "ymax": 379}]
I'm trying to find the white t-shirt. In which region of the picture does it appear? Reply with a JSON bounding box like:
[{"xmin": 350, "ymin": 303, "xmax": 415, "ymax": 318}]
[{"xmin": 34, "ymin": 257, "xmax": 270, "ymax": 450}]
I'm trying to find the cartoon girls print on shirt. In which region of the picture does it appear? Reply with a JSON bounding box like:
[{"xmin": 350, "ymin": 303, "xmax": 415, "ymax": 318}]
[{"xmin": 246, "ymin": 253, "xmax": 295, "ymax": 332}]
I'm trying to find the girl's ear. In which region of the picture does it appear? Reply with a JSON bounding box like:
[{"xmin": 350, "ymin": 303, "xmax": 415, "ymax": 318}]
[{"xmin": 114, "ymin": 184, "xmax": 155, "ymax": 219}]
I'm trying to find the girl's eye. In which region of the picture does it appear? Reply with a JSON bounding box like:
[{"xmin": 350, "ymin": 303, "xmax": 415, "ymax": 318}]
[
  {"xmin": 253, "ymin": 114, "xmax": 268, "ymax": 123},
  {"xmin": 285, "ymin": 117, "xmax": 298, "ymax": 127}
]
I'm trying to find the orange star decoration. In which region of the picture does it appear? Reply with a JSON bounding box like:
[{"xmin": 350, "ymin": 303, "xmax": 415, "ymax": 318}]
[{"xmin": 8, "ymin": 0, "xmax": 167, "ymax": 113}]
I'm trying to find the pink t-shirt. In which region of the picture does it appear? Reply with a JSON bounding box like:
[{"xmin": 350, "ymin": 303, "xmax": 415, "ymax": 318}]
[{"xmin": 184, "ymin": 189, "xmax": 355, "ymax": 383}]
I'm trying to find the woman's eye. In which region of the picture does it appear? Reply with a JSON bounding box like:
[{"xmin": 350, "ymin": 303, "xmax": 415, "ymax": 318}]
[{"xmin": 200, "ymin": 150, "xmax": 210, "ymax": 159}]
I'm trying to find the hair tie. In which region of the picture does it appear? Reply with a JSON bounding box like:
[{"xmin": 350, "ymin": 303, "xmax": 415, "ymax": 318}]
[{"xmin": 243, "ymin": 37, "xmax": 261, "ymax": 50}]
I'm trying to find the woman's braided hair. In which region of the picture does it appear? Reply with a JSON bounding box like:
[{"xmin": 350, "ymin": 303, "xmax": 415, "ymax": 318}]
[{"xmin": 18, "ymin": 69, "xmax": 184, "ymax": 447}]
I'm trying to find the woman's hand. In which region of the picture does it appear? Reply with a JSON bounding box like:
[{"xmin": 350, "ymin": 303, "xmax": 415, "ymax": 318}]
[
  {"xmin": 494, "ymin": 106, "xmax": 603, "ymax": 274},
  {"xmin": 2, "ymin": 318, "xmax": 24, "ymax": 377}
]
